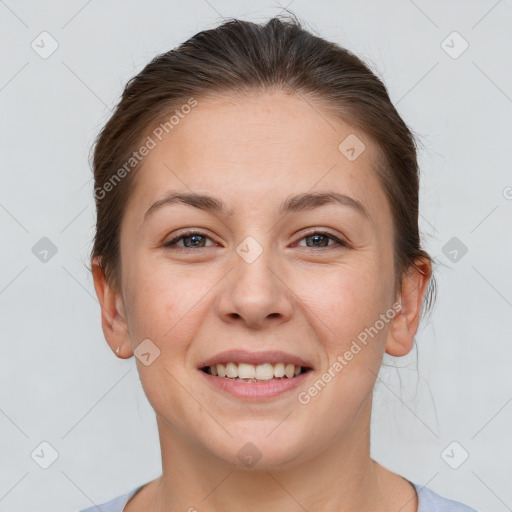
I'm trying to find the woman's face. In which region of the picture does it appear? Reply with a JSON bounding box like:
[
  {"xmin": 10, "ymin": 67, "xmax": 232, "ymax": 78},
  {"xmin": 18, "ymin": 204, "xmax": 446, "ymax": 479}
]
[{"xmin": 110, "ymin": 91, "xmax": 404, "ymax": 468}]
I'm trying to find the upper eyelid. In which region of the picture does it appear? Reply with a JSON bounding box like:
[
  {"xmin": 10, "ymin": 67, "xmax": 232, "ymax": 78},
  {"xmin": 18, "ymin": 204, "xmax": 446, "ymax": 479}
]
[{"xmin": 164, "ymin": 229, "xmax": 216, "ymax": 243}]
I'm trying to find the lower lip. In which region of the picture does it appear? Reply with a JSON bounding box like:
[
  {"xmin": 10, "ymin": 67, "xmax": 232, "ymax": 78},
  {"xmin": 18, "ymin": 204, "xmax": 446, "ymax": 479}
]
[{"xmin": 199, "ymin": 369, "xmax": 311, "ymax": 400}]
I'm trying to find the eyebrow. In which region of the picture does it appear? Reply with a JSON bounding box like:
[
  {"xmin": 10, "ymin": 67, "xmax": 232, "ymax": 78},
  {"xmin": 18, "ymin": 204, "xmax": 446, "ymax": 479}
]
[{"xmin": 143, "ymin": 190, "xmax": 370, "ymax": 222}]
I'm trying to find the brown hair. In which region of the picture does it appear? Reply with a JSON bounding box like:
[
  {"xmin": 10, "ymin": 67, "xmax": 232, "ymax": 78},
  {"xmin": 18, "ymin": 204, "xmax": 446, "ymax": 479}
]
[{"xmin": 88, "ymin": 13, "xmax": 436, "ymax": 321}]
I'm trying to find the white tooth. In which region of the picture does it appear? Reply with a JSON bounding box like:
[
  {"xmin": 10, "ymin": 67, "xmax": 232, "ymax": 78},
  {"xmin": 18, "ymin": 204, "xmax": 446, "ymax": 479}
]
[
  {"xmin": 273, "ymin": 362, "xmax": 285, "ymax": 378},
  {"xmin": 226, "ymin": 362, "xmax": 238, "ymax": 378},
  {"xmin": 216, "ymin": 363, "xmax": 226, "ymax": 377},
  {"xmin": 238, "ymin": 363, "xmax": 256, "ymax": 379},
  {"xmin": 284, "ymin": 364, "xmax": 295, "ymax": 378},
  {"xmin": 214, "ymin": 362, "xmax": 301, "ymax": 380},
  {"xmin": 255, "ymin": 363, "xmax": 274, "ymax": 380}
]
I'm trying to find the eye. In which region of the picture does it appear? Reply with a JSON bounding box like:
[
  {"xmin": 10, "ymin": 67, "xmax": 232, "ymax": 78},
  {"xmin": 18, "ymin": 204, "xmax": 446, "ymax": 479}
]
[
  {"xmin": 163, "ymin": 231, "xmax": 217, "ymax": 251},
  {"xmin": 296, "ymin": 230, "xmax": 347, "ymax": 250},
  {"xmin": 163, "ymin": 229, "xmax": 348, "ymax": 252}
]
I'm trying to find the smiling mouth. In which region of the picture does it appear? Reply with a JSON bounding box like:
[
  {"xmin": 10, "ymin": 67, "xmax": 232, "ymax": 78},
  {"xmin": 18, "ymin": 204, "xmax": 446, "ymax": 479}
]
[{"xmin": 201, "ymin": 362, "xmax": 312, "ymax": 382}]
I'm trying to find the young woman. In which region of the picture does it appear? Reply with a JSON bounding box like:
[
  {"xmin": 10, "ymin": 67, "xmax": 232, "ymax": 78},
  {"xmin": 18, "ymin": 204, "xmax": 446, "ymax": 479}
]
[{"xmin": 81, "ymin": 14, "xmax": 478, "ymax": 512}]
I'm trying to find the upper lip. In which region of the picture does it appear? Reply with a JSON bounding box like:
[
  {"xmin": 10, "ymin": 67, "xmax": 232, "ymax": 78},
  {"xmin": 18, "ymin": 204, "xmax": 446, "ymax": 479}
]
[{"xmin": 198, "ymin": 350, "xmax": 314, "ymax": 370}]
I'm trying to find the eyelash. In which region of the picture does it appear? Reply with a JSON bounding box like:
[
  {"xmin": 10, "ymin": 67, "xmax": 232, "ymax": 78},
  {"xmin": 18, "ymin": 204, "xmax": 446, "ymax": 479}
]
[{"xmin": 163, "ymin": 230, "xmax": 348, "ymax": 252}]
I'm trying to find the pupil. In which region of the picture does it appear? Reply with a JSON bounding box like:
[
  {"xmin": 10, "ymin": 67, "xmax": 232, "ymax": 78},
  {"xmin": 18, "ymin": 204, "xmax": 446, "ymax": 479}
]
[
  {"xmin": 308, "ymin": 234, "xmax": 328, "ymax": 247},
  {"xmin": 184, "ymin": 235, "xmax": 204, "ymax": 248}
]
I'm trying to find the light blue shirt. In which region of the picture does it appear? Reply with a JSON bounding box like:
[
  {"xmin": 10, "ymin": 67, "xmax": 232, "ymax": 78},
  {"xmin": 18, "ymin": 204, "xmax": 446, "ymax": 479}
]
[{"xmin": 76, "ymin": 480, "xmax": 478, "ymax": 511}]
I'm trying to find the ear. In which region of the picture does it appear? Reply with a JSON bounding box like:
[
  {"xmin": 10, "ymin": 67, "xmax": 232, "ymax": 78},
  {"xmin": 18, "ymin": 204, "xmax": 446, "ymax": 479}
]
[
  {"xmin": 385, "ymin": 258, "xmax": 432, "ymax": 357},
  {"xmin": 91, "ymin": 256, "xmax": 133, "ymax": 358}
]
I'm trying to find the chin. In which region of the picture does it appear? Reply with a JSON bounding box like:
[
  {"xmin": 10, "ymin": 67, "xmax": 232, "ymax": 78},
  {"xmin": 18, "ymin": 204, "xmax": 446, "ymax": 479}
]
[{"xmin": 205, "ymin": 430, "xmax": 310, "ymax": 471}]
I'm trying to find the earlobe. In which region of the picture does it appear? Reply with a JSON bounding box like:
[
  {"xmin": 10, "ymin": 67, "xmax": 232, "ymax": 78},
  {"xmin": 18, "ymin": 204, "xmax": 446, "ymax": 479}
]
[
  {"xmin": 385, "ymin": 258, "xmax": 431, "ymax": 357},
  {"xmin": 91, "ymin": 257, "xmax": 133, "ymax": 358}
]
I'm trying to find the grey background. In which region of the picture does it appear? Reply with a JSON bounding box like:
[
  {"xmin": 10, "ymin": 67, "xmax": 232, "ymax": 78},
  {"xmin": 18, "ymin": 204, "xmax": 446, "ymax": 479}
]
[{"xmin": 1, "ymin": 1, "xmax": 511, "ymax": 511}]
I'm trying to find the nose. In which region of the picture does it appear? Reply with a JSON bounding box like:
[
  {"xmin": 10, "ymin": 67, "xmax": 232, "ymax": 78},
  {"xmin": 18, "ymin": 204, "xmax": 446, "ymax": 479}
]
[{"xmin": 214, "ymin": 245, "xmax": 294, "ymax": 330}]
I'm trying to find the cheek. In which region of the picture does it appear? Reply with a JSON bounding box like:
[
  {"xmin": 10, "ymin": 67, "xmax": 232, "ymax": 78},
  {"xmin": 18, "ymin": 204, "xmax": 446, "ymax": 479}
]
[
  {"xmin": 304, "ymin": 264, "xmax": 391, "ymax": 367},
  {"xmin": 125, "ymin": 266, "xmax": 208, "ymax": 426},
  {"xmin": 125, "ymin": 259, "xmax": 217, "ymax": 353},
  {"xmin": 303, "ymin": 262, "xmax": 386, "ymax": 328},
  {"xmin": 124, "ymin": 275, "xmax": 171, "ymax": 340}
]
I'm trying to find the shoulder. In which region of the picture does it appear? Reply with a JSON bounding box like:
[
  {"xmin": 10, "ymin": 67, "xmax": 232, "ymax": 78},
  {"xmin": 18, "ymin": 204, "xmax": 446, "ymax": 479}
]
[
  {"xmin": 76, "ymin": 481, "xmax": 479, "ymax": 512},
  {"xmin": 75, "ymin": 486, "xmax": 142, "ymax": 512},
  {"xmin": 412, "ymin": 482, "xmax": 478, "ymax": 512}
]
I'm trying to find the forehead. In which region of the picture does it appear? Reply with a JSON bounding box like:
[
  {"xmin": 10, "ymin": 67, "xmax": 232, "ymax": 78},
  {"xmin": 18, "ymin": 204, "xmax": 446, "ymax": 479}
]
[{"xmin": 127, "ymin": 91, "xmax": 391, "ymax": 228}]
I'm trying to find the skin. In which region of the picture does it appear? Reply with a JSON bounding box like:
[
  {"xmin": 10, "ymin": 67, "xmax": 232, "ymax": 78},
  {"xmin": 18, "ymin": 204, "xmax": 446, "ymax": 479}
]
[{"xmin": 92, "ymin": 90, "xmax": 431, "ymax": 512}]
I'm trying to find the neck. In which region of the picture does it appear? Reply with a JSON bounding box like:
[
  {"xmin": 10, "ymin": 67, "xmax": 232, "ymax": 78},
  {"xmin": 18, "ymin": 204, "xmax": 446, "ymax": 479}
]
[{"xmin": 140, "ymin": 395, "xmax": 416, "ymax": 512}]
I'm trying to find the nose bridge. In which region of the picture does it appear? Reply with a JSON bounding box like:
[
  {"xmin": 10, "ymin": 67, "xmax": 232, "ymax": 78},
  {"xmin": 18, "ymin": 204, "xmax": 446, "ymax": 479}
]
[
  {"xmin": 235, "ymin": 235, "xmax": 275, "ymax": 294},
  {"xmin": 215, "ymin": 233, "xmax": 293, "ymax": 328}
]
